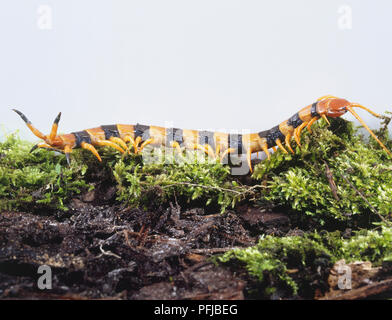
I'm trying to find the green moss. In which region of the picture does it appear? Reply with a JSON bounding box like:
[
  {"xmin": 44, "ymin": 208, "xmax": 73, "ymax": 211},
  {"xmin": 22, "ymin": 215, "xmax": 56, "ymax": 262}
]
[
  {"xmin": 0, "ymin": 134, "xmax": 252, "ymax": 212},
  {"xmin": 1, "ymin": 116, "xmax": 391, "ymax": 219},
  {"xmin": 0, "ymin": 133, "xmax": 90, "ymax": 211},
  {"xmin": 112, "ymin": 149, "xmax": 253, "ymax": 212},
  {"xmin": 219, "ymin": 225, "xmax": 392, "ymax": 297},
  {"xmin": 253, "ymin": 117, "xmax": 392, "ymax": 223}
]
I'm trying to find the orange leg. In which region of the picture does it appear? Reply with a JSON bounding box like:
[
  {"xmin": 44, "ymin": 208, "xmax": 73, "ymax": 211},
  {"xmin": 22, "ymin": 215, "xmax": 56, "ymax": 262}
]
[
  {"xmin": 64, "ymin": 145, "xmax": 73, "ymax": 165},
  {"xmin": 262, "ymin": 144, "xmax": 271, "ymax": 160},
  {"xmin": 219, "ymin": 147, "xmax": 235, "ymax": 161},
  {"xmin": 294, "ymin": 122, "xmax": 308, "ymax": 146},
  {"xmin": 12, "ymin": 109, "xmax": 46, "ymax": 140},
  {"xmin": 133, "ymin": 136, "xmax": 142, "ymax": 153},
  {"xmin": 49, "ymin": 112, "xmax": 62, "ymax": 141},
  {"xmin": 285, "ymin": 133, "xmax": 294, "ymax": 154},
  {"xmin": 30, "ymin": 142, "xmax": 63, "ymax": 153},
  {"xmin": 96, "ymin": 140, "xmax": 125, "ymax": 154},
  {"xmin": 321, "ymin": 114, "xmax": 330, "ymax": 126},
  {"xmin": 246, "ymin": 148, "xmax": 253, "ymax": 172},
  {"xmin": 275, "ymin": 139, "xmax": 288, "ymax": 154},
  {"xmin": 81, "ymin": 142, "xmax": 102, "ymax": 161},
  {"xmin": 138, "ymin": 138, "xmax": 154, "ymax": 153},
  {"xmin": 110, "ymin": 137, "xmax": 130, "ymax": 154},
  {"xmin": 306, "ymin": 117, "xmax": 318, "ymax": 133},
  {"xmin": 170, "ymin": 141, "xmax": 182, "ymax": 154}
]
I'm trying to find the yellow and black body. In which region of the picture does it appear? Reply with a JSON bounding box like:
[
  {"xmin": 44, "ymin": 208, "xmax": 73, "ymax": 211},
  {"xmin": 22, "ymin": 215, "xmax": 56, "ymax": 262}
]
[{"xmin": 13, "ymin": 96, "xmax": 391, "ymax": 172}]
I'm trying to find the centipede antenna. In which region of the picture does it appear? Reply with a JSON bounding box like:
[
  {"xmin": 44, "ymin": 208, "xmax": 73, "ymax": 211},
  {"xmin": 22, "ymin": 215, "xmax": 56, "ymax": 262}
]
[
  {"xmin": 350, "ymin": 103, "xmax": 381, "ymax": 118},
  {"xmin": 12, "ymin": 109, "xmax": 46, "ymax": 140},
  {"xmin": 346, "ymin": 106, "xmax": 392, "ymax": 157},
  {"xmin": 49, "ymin": 112, "xmax": 62, "ymax": 140}
]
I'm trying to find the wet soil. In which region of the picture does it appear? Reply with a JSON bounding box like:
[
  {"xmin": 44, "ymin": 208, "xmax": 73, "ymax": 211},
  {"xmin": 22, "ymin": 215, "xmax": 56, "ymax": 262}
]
[
  {"xmin": 2, "ymin": 188, "xmax": 389, "ymax": 300},
  {"xmin": 0, "ymin": 192, "xmax": 299, "ymax": 300}
]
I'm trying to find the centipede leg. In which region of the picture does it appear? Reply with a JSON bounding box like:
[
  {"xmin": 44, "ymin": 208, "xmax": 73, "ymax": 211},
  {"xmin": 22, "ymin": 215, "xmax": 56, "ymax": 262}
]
[
  {"xmin": 133, "ymin": 136, "xmax": 142, "ymax": 153},
  {"xmin": 262, "ymin": 144, "xmax": 271, "ymax": 160},
  {"xmin": 321, "ymin": 114, "xmax": 330, "ymax": 126},
  {"xmin": 204, "ymin": 144, "xmax": 216, "ymax": 159},
  {"xmin": 246, "ymin": 148, "xmax": 253, "ymax": 172},
  {"xmin": 138, "ymin": 138, "xmax": 154, "ymax": 153},
  {"xmin": 64, "ymin": 145, "xmax": 72, "ymax": 166},
  {"xmin": 81, "ymin": 142, "xmax": 102, "ymax": 162},
  {"xmin": 294, "ymin": 122, "xmax": 308, "ymax": 146},
  {"xmin": 170, "ymin": 141, "xmax": 182, "ymax": 154},
  {"xmin": 219, "ymin": 148, "xmax": 235, "ymax": 161},
  {"xmin": 275, "ymin": 139, "xmax": 289, "ymax": 154},
  {"xmin": 96, "ymin": 140, "xmax": 125, "ymax": 154},
  {"xmin": 272, "ymin": 146, "xmax": 277, "ymax": 152},
  {"xmin": 306, "ymin": 117, "xmax": 318, "ymax": 133},
  {"xmin": 110, "ymin": 137, "xmax": 130, "ymax": 154},
  {"xmin": 285, "ymin": 133, "xmax": 294, "ymax": 154},
  {"xmin": 30, "ymin": 142, "xmax": 62, "ymax": 153}
]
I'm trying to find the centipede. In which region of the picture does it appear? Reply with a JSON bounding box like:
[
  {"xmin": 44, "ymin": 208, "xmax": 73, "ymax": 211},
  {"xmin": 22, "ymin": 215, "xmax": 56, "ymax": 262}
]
[{"xmin": 13, "ymin": 95, "xmax": 392, "ymax": 172}]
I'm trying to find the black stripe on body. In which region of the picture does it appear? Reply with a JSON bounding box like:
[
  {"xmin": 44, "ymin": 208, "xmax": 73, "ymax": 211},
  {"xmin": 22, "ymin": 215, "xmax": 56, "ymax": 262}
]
[
  {"xmin": 258, "ymin": 126, "xmax": 285, "ymax": 148},
  {"xmin": 72, "ymin": 131, "xmax": 92, "ymax": 148},
  {"xmin": 287, "ymin": 113, "xmax": 303, "ymax": 128},
  {"xmin": 228, "ymin": 134, "xmax": 243, "ymax": 155},
  {"xmin": 101, "ymin": 125, "xmax": 120, "ymax": 140},
  {"xmin": 311, "ymin": 102, "xmax": 319, "ymax": 118},
  {"xmin": 166, "ymin": 128, "xmax": 183, "ymax": 146},
  {"xmin": 199, "ymin": 131, "xmax": 215, "ymax": 150},
  {"xmin": 134, "ymin": 124, "xmax": 150, "ymax": 141}
]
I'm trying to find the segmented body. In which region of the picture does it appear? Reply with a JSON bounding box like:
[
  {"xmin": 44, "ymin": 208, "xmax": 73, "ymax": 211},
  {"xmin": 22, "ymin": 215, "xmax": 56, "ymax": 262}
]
[{"xmin": 13, "ymin": 96, "xmax": 392, "ymax": 172}]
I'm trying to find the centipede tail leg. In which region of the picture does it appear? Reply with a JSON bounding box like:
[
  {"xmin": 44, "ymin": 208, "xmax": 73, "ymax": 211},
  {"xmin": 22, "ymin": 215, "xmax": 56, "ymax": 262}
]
[
  {"xmin": 81, "ymin": 142, "xmax": 102, "ymax": 162},
  {"xmin": 49, "ymin": 112, "xmax": 62, "ymax": 141},
  {"xmin": 12, "ymin": 109, "xmax": 46, "ymax": 140}
]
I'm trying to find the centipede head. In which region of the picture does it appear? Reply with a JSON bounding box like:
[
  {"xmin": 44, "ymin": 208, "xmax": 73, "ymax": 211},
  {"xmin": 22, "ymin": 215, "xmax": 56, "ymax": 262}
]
[
  {"xmin": 12, "ymin": 109, "xmax": 65, "ymax": 151},
  {"xmin": 318, "ymin": 96, "xmax": 392, "ymax": 157}
]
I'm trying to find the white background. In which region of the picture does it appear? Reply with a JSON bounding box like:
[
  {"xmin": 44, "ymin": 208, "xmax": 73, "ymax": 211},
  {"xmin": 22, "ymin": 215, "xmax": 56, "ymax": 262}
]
[{"xmin": 1, "ymin": 0, "xmax": 391, "ymax": 141}]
